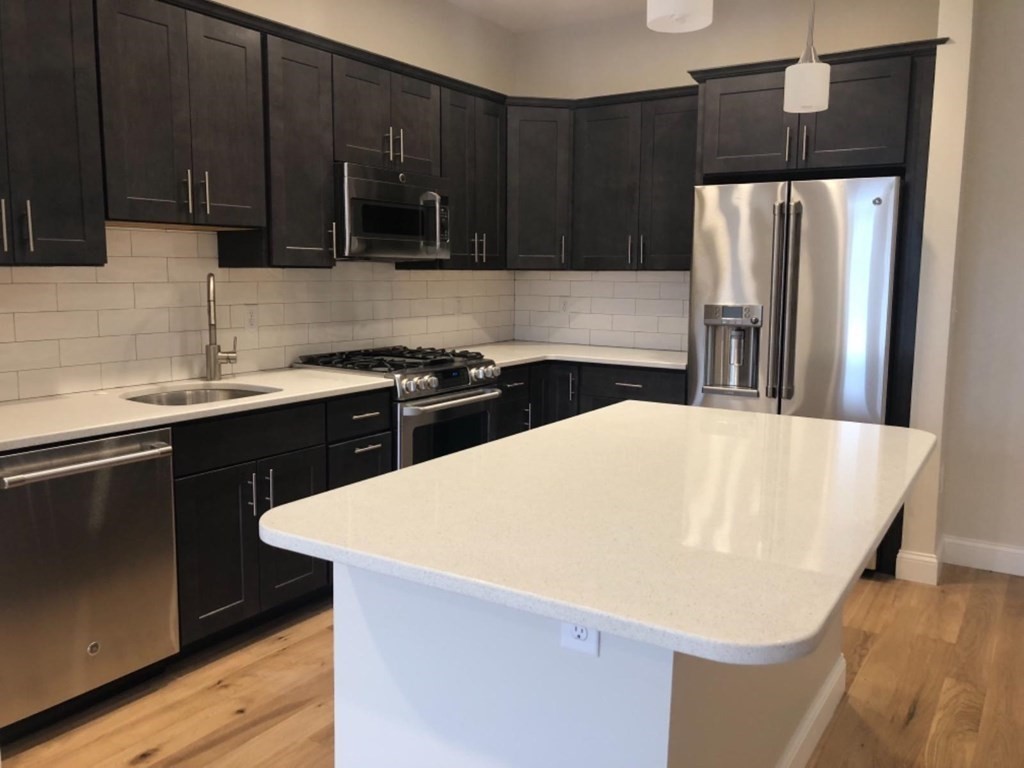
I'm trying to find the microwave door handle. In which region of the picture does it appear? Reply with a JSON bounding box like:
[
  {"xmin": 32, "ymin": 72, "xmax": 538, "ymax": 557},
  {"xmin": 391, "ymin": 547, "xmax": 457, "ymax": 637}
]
[
  {"xmin": 780, "ymin": 201, "xmax": 803, "ymax": 400},
  {"xmin": 420, "ymin": 190, "xmax": 442, "ymax": 253},
  {"xmin": 766, "ymin": 201, "xmax": 786, "ymax": 399}
]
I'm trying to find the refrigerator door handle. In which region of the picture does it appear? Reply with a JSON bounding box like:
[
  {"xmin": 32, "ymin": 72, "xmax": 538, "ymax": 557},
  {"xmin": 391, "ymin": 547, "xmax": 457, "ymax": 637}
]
[
  {"xmin": 766, "ymin": 201, "xmax": 787, "ymax": 399},
  {"xmin": 780, "ymin": 200, "xmax": 804, "ymax": 400}
]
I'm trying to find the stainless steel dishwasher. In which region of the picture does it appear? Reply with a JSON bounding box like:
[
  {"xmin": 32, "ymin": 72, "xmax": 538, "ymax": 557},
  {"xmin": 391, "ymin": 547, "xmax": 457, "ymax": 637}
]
[{"xmin": 0, "ymin": 429, "xmax": 179, "ymax": 728}]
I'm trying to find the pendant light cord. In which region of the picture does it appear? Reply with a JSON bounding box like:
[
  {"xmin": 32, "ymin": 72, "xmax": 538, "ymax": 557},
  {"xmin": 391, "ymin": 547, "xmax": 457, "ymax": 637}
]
[{"xmin": 800, "ymin": 0, "xmax": 820, "ymax": 64}]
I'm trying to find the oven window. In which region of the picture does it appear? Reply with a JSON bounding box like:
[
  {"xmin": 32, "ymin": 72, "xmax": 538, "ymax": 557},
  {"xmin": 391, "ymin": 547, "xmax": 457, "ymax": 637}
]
[
  {"xmin": 411, "ymin": 412, "xmax": 489, "ymax": 466},
  {"xmin": 358, "ymin": 200, "xmax": 423, "ymax": 238}
]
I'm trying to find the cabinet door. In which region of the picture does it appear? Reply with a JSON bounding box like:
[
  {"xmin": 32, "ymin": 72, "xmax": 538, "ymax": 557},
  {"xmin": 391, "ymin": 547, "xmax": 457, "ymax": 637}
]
[
  {"xmin": 533, "ymin": 363, "xmax": 579, "ymax": 426},
  {"xmin": 186, "ymin": 12, "xmax": 265, "ymax": 227},
  {"xmin": 175, "ymin": 462, "xmax": 260, "ymax": 646},
  {"xmin": 701, "ymin": 72, "xmax": 798, "ymax": 176},
  {"xmin": 0, "ymin": 0, "xmax": 106, "ymax": 265},
  {"xmin": 572, "ymin": 103, "xmax": 641, "ymax": 271},
  {"xmin": 440, "ymin": 88, "xmax": 474, "ymax": 268},
  {"xmin": 257, "ymin": 447, "xmax": 328, "ymax": 611},
  {"xmin": 800, "ymin": 57, "xmax": 911, "ymax": 170},
  {"xmin": 266, "ymin": 36, "xmax": 335, "ymax": 267},
  {"xmin": 495, "ymin": 366, "xmax": 532, "ymax": 438},
  {"xmin": 639, "ymin": 96, "xmax": 698, "ymax": 271},
  {"xmin": 328, "ymin": 432, "xmax": 394, "ymax": 490},
  {"xmin": 473, "ymin": 97, "xmax": 506, "ymax": 270},
  {"xmin": 391, "ymin": 74, "xmax": 441, "ymax": 176},
  {"xmin": 506, "ymin": 106, "xmax": 572, "ymax": 271},
  {"xmin": 333, "ymin": 56, "xmax": 391, "ymax": 168},
  {"xmin": 97, "ymin": 0, "xmax": 192, "ymax": 224}
]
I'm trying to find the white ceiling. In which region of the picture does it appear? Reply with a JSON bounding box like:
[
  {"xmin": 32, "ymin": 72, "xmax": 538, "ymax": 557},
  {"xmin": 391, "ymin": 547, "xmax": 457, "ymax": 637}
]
[{"xmin": 444, "ymin": 0, "xmax": 643, "ymax": 32}]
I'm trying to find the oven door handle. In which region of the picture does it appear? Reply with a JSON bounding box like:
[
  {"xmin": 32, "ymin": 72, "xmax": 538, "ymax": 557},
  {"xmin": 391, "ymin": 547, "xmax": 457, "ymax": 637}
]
[
  {"xmin": 401, "ymin": 388, "xmax": 502, "ymax": 416},
  {"xmin": 420, "ymin": 190, "xmax": 442, "ymax": 254}
]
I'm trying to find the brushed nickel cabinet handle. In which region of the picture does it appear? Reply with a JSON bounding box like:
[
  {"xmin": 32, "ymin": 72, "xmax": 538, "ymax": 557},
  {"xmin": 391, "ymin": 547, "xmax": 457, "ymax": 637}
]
[
  {"xmin": 202, "ymin": 171, "xmax": 212, "ymax": 216},
  {"xmin": 524, "ymin": 402, "xmax": 533, "ymax": 429},
  {"xmin": 354, "ymin": 443, "xmax": 383, "ymax": 455},
  {"xmin": 785, "ymin": 126, "xmax": 791, "ymax": 163},
  {"xmin": 351, "ymin": 411, "xmax": 381, "ymax": 421},
  {"xmin": 185, "ymin": 169, "xmax": 194, "ymax": 214},
  {"xmin": 386, "ymin": 127, "xmax": 395, "ymax": 162},
  {"xmin": 25, "ymin": 200, "xmax": 35, "ymax": 253},
  {"xmin": 399, "ymin": 128, "xmax": 405, "ymax": 164},
  {"xmin": 639, "ymin": 235, "xmax": 645, "ymax": 267},
  {"xmin": 568, "ymin": 372, "xmax": 576, "ymax": 402},
  {"xmin": 331, "ymin": 221, "xmax": 338, "ymax": 259},
  {"xmin": 1, "ymin": 198, "xmax": 8, "ymax": 254},
  {"xmin": 482, "ymin": 232, "xmax": 487, "ymax": 264},
  {"xmin": 473, "ymin": 233, "xmax": 479, "ymax": 264},
  {"xmin": 266, "ymin": 468, "xmax": 275, "ymax": 508},
  {"xmin": 627, "ymin": 235, "xmax": 632, "ymax": 265},
  {"xmin": 802, "ymin": 125, "xmax": 809, "ymax": 162},
  {"xmin": 560, "ymin": 234, "xmax": 566, "ymax": 265},
  {"xmin": 615, "ymin": 382, "xmax": 644, "ymax": 389},
  {"xmin": 249, "ymin": 472, "xmax": 257, "ymax": 518}
]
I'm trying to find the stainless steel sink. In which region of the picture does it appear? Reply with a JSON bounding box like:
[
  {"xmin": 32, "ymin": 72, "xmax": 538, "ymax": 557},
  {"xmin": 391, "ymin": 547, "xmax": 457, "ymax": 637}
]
[{"xmin": 124, "ymin": 384, "xmax": 280, "ymax": 406}]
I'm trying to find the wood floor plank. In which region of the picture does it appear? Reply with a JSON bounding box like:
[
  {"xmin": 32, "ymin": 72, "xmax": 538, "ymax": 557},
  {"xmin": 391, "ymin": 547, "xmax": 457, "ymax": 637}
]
[{"xmin": 921, "ymin": 676, "xmax": 985, "ymax": 768}]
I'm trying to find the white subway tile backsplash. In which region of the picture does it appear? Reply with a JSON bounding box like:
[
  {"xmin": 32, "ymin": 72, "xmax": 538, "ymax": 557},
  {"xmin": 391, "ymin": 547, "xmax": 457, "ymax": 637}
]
[
  {"xmin": 259, "ymin": 325, "xmax": 309, "ymax": 348},
  {"xmin": 0, "ymin": 284, "xmax": 58, "ymax": 312},
  {"xmin": 658, "ymin": 316, "xmax": 688, "ymax": 335},
  {"xmin": 135, "ymin": 282, "xmax": 204, "ymax": 308},
  {"xmin": 570, "ymin": 313, "xmax": 613, "ymax": 331},
  {"xmin": 612, "ymin": 315, "xmax": 659, "ymax": 333},
  {"xmin": 57, "ymin": 283, "xmax": 135, "ymax": 311},
  {"xmin": 308, "ymin": 322, "xmax": 355, "ymax": 344},
  {"xmin": 106, "ymin": 228, "xmax": 132, "ymax": 258},
  {"xmin": 99, "ymin": 308, "xmax": 170, "ymax": 337},
  {"xmin": 0, "ymin": 314, "xmax": 13, "ymax": 343},
  {"xmin": 0, "ymin": 341, "xmax": 61, "ymax": 372},
  {"xmin": 60, "ymin": 335, "xmax": 136, "ymax": 366},
  {"xmin": 634, "ymin": 332, "xmax": 685, "ymax": 351},
  {"xmin": 15, "ymin": 311, "xmax": 98, "ymax": 341},
  {"xmin": 136, "ymin": 331, "xmax": 202, "ymax": 360},
  {"xmin": 168, "ymin": 306, "xmax": 208, "ymax": 332},
  {"xmin": 613, "ymin": 282, "xmax": 661, "ymax": 299},
  {"xmin": 0, "ymin": 268, "xmax": 11, "ymax": 284},
  {"xmin": 167, "ymin": 257, "xmax": 226, "ymax": 283},
  {"xmin": 101, "ymin": 359, "xmax": 173, "ymax": 389},
  {"xmin": 0, "ymin": 372, "xmax": 18, "ymax": 401},
  {"xmin": 284, "ymin": 302, "xmax": 332, "ymax": 325},
  {"xmin": 589, "ymin": 330, "xmax": 635, "ymax": 347},
  {"xmin": 98, "ymin": 257, "xmax": 168, "ymax": 284},
  {"xmin": 392, "ymin": 281, "xmax": 427, "ymax": 300},
  {"xmin": 18, "ymin": 365, "xmax": 102, "ymax": 398},
  {"xmin": 13, "ymin": 266, "xmax": 97, "ymax": 284},
  {"xmin": 548, "ymin": 328, "xmax": 591, "ymax": 344},
  {"xmin": 131, "ymin": 229, "xmax": 198, "ymax": 258},
  {"xmin": 636, "ymin": 299, "xmax": 685, "ymax": 317},
  {"xmin": 591, "ymin": 298, "xmax": 636, "ymax": 315}
]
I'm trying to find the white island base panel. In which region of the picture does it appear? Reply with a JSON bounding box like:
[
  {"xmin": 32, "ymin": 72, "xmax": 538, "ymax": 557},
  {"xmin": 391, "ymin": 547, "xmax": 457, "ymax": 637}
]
[{"xmin": 334, "ymin": 564, "xmax": 845, "ymax": 768}]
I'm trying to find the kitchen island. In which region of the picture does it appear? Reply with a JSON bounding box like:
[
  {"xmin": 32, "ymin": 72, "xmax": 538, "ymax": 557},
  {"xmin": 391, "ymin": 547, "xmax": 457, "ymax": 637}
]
[{"xmin": 260, "ymin": 402, "xmax": 934, "ymax": 768}]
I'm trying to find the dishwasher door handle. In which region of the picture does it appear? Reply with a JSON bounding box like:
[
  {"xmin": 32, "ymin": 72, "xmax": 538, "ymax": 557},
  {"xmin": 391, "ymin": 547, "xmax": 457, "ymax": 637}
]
[{"xmin": 0, "ymin": 444, "xmax": 173, "ymax": 490}]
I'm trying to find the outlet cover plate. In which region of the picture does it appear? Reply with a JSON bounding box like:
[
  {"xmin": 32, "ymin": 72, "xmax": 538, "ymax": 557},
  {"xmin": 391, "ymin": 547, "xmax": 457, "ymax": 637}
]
[{"xmin": 560, "ymin": 622, "xmax": 600, "ymax": 657}]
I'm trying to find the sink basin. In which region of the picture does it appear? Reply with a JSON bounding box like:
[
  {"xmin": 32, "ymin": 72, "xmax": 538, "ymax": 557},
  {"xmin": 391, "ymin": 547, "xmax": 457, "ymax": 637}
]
[{"xmin": 124, "ymin": 384, "xmax": 281, "ymax": 406}]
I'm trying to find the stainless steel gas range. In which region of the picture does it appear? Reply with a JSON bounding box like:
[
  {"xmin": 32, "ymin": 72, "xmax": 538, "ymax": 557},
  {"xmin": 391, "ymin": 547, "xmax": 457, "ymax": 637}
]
[{"xmin": 295, "ymin": 346, "xmax": 503, "ymax": 468}]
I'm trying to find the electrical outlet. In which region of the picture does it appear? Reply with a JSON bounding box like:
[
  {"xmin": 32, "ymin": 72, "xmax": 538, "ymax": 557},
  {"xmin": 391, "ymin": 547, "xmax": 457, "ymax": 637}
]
[
  {"xmin": 560, "ymin": 622, "xmax": 600, "ymax": 657},
  {"xmin": 244, "ymin": 305, "xmax": 258, "ymax": 330}
]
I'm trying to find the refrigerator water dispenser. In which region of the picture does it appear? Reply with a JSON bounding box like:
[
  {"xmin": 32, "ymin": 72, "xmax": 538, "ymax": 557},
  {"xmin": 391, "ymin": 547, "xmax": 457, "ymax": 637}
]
[{"xmin": 702, "ymin": 304, "xmax": 762, "ymax": 397}]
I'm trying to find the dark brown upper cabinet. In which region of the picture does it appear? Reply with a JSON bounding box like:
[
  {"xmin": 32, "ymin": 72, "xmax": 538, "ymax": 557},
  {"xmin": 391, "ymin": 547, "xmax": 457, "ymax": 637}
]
[
  {"xmin": 572, "ymin": 96, "xmax": 697, "ymax": 271},
  {"xmin": 572, "ymin": 103, "xmax": 642, "ymax": 271},
  {"xmin": 440, "ymin": 90, "xmax": 505, "ymax": 270},
  {"xmin": 639, "ymin": 95, "xmax": 698, "ymax": 270},
  {"xmin": 98, "ymin": 0, "xmax": 265, "ymax": 228},
  {"xmin": 334, "ymin": 56, "xmax": 440, "ymax": 176},
  {"xmin": 506, "ymin": 106, "xmax": 573, "ymax": 271},
  {"xmin": 264, "ymin": 36, "xmax": 335, "ymax": 267},
  {"xmin": 0, "ymin": 0, "xmax": 106, "ymax": 266},
  {"xmin": 700, "ymin": 57, "xmax": 911, "ymax": 176}
]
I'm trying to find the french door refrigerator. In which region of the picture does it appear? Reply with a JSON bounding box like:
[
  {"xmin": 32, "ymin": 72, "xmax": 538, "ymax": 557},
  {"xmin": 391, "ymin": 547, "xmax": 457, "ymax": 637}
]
[{"xmin": 687, "ymin": 177, "xmax": 899, "ymax": 423}]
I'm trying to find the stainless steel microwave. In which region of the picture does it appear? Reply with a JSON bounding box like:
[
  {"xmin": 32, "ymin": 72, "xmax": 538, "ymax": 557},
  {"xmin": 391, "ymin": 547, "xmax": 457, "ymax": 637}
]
[{"xmin": 337, "ymin": 162, "xmax": 450, "ymax": 262}]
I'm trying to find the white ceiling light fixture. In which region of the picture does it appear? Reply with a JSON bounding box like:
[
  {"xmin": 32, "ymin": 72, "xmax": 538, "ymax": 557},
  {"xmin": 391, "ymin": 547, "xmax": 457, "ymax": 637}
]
[
  {"xmin": 647, "ymin": 0, "xmax": 713, "ymax": 33},
  {"xmin": 784, "ymin": 1, "xmax": 830, "ymax": 113}
]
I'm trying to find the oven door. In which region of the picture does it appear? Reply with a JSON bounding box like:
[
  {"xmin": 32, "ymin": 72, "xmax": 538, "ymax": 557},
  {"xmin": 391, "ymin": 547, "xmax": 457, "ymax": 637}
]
[
  {"xmin": 340, "ymin": 163, "xmax": 450, "ymax": 261},
  {"xmin": 398, "ymin": 388, "xmax": 502, "ymax": 468}
]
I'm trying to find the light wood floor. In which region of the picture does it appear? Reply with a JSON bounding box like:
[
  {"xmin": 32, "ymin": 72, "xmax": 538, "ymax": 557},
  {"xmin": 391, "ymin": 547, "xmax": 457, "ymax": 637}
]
[{"xmin": 4, "ymin": 566, "xmax": 1023, "ymax": 767}]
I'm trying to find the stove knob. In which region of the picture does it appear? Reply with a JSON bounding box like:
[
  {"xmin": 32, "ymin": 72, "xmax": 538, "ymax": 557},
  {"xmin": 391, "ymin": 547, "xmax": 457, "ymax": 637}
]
[
  {"xmin": 488, "ymin": 365, "xmax": 501, "ymax": 378},
  {"xmin": 470, "ymin": 367, "xmax": 483, "ymax": 381},
  {"xmin": 402, "ymin": 379, "xmax": 417, "ymax": 394},
  {"xmin": 415, "ymin": 376, "xmax": 430, "ymax": 391},
  {"xmin": 427, "ymin": 375, "xmax": 439, "ymax": 389}
]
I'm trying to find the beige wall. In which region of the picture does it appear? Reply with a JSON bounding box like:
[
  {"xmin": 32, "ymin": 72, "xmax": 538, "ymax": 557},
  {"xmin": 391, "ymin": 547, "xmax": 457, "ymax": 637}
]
[
  {"xmin": 217, "ymin": 0, "xmax": 517, "ymax": 94},
  {"xmin": 511, "ymin": 0, "xmax": 940, "ymax": 98},
  {"xmin": 940, "ymin": 0, "xmax": 1024, "ymax": 550}
]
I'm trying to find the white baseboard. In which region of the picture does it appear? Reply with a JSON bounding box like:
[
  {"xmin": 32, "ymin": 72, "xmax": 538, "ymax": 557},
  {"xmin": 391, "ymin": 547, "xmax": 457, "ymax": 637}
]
[
  {"xmin": 777, "ymin": 655, "xmax": 847, "ymax": 768},
  {"xmin": 943, "ymin": 535, "xmax": 1024, "ymax": 577},
  {"xmin": 895, "ymin": 549, "xmax": 941, "ymax": 584}
]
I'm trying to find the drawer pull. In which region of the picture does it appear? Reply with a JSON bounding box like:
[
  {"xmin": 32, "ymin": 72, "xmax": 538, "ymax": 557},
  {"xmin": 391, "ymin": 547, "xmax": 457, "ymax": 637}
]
[
  {"xmin": 615, "ymin": 382, "xmax": 644, "ymax": 389},
  {"xmin": 354, "ymin": 443, "xmax": 383, "ymax": 455},
  {"xmin": 504, "ymin": 382, "xmax": 526, "ymax": 389},
  {"xmin": 351, "ymin": 411, "xmax": 381, "ymax": 421}
]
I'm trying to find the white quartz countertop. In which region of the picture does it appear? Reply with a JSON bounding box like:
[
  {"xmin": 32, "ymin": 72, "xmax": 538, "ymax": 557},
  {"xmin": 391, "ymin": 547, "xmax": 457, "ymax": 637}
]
[
  {"xmin": 261, "ymin": 402, "xmax": 934, "ymax": 665},
  {"xmin": 0, "ymin": 343, "xmax": 684, "ymax": 453},
  {"xmin": 475, "ymin": 342, "xmax": 686, "ymax": 370},
  {"xmin": 0, "ymin": 368, "xmax": 391, "ymax": 453}
]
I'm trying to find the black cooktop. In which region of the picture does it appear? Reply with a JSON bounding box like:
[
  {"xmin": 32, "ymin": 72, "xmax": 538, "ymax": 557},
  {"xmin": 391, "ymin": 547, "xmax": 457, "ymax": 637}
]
[{"xmin": 298, "ymin": 346, "xmax": 485, "ymax": 373}]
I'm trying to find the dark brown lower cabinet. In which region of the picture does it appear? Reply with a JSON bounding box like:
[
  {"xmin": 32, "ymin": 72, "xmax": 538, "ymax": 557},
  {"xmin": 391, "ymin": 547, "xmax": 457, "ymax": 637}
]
[
  {"xmin": 495, "ymin": 366, "xmax": 533, "ymax": 439},
  {"xmin": 257, "ymin": 446, "xmax": 327, "ymax": 611},
  {"xmin": 532, "ymin": 363, "xmax": 580, "ymax": 426},
  {"xmin": 175, "ymin": 462, "xmax": 261, "ymax": 646},
  {"xmin": 328, "ymin": 432, "xmax": 394, "ymax": 490}
]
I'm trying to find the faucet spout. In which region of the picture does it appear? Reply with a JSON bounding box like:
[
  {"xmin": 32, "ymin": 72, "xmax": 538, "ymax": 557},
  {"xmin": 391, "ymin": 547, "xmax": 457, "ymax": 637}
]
[{"xmin": 204, "ymin": 273, "xmax": 236, "ymax": 380}]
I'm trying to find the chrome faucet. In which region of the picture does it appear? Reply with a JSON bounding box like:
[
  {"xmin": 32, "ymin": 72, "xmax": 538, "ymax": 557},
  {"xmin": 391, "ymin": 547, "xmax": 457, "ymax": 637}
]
[{"xmin": 205, "ymin": 273, "xmax": 237, "ymax": 381}]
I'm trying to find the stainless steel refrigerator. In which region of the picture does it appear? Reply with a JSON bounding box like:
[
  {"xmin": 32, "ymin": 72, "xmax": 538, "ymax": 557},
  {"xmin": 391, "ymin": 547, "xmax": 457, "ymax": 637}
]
[{"xmin": 687, "ymin": 177, "xmax": 899, "ymax": 423}]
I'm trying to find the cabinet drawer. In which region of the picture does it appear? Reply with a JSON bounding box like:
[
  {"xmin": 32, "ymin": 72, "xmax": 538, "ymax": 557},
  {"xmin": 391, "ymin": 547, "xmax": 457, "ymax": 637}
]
[
  {"xmin": 328, "ymin": 432, "xmax": 394, "ymax": 490},
  {"xmin": 173, "ymin": 403, "xmax": 325, "ymax": 478},
  {"xmin": 498, "ymin": 365, "xmax": 530, "ymax": 392},
  {"xmin": 578, "ymin": 365, "xmax": 687, "ymax": 405},
  {"xmin": 327, "ymin": 390, "xmax": 393, "ymax": 443}
]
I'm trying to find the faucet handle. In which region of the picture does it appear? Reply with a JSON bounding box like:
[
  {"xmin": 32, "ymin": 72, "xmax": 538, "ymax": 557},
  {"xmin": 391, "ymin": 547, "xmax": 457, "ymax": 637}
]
[{"xmin": 221, "ymin": 336, "xmax": 238, "ymax": 364}]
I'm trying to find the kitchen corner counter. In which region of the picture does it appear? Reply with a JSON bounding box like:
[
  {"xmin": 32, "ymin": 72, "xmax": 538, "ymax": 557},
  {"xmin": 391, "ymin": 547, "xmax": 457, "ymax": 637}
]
[
  {"xmin": 474, "ymin": 342, "xmax": 687, "ymax": 370},
  {"xmin": 0, "ymin": 369, "xmax": 391, "ymax": 454}
]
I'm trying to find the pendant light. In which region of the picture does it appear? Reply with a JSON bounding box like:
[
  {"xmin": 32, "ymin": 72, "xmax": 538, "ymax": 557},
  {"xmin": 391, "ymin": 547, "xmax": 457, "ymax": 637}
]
[
  {"xmin": 783, "ymin": 1, "xmax": 830, "ymax": 113},
  {"xmin": 647, "ymin": 0, "xmax": 713, "ymax": 33}
]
